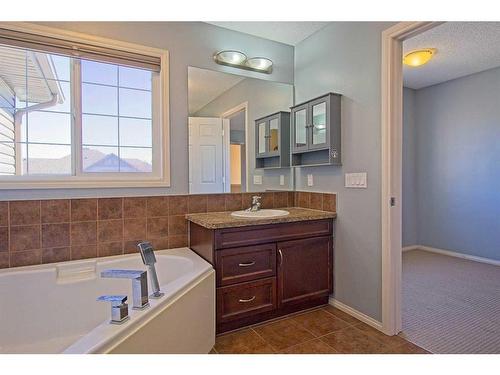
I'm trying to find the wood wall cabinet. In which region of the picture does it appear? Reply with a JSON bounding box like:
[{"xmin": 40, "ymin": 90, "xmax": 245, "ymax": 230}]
[
  {"xmin": 291, "ymin": 92, "xmax": 341, "ymax": 167},
  {"xmin": 189, "ymin": 219, "xmax": 334, "ymax": 333},
  {"xmin": 255, "ymin": 111, "xmax": 290, "ymax": 169}
]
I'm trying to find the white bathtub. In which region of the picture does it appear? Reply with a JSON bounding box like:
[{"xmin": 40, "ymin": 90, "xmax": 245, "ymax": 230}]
[{"xmin": 0, "ymin": 248, "xmax": 215, "ymax": 354}]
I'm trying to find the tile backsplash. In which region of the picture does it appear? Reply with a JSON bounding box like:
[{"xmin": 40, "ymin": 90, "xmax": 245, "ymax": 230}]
[{"xmin": 0, "ymin": 191, "xmax": 336, "ymax": 269}]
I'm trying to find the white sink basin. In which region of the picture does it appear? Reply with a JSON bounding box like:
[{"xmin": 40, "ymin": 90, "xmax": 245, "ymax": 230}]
[{"xmin": 231, "ymin": 209, "xmax": 290, "ymax": 219}]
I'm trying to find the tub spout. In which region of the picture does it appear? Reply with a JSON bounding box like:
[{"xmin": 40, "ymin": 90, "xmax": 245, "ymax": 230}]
[
  {"xmin": 137, "ymin": 241, "xmax": 164, "ymax": 299},
  {"xmin": 100, "ymin": 269, "xmax": 149, "ymax": 310}
]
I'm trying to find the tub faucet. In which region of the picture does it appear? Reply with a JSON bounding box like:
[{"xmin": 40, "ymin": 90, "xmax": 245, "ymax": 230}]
[
  {"xmin": 97, "ymin": 295, "xmax": 129, "ymax": 324},
  {"xmin": 247, "ymin": 195, "xmax": 261, "ymax": 211},
  {"xmin": 137, "ymin": 241, "xmax": 164, "ymax": 299},
  {"xmin": 100, "ymin": 269, "xmax": 149, "ymax": 310}
]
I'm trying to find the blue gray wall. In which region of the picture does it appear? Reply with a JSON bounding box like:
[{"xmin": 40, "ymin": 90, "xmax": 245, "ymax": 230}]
[
  {"xmin": 403, "ymin": 67, "xmax": 500, "ymax": 260},
  {"xmin": 402, "ymin": 88, "xmax": 417, "ymax": 246},
  {"xmin": 1, "ymin": 22, "xmax": 294, "ymax": 200},
  {"xmin": 294, "ymin": 22, "xmax": 394, "ymax": 321}
]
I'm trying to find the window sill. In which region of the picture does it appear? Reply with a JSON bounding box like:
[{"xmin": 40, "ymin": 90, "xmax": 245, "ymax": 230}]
[{"xmin": 0, "ymin": 177, "xmax": 171, "ymax": 189}]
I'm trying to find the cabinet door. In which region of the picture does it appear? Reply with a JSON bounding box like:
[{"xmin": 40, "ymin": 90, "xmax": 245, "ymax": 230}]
[
  {"xmin": 308, "ymin": 97, "xmax": 330, "ymax": 150},
  {"xmin": 267, "ymin": 115, "xmax": 280, "ymax": 156},
  {"xmin": 291, "ymin": 104, "xmax": 309, "ymax": 153},
  {"xmin": 277, "ymin": 236, "xmax": 332, "ymax": 308},
  {"xmin": 256, "ymin": 120, "xmax": 268, "ymax": 157}
]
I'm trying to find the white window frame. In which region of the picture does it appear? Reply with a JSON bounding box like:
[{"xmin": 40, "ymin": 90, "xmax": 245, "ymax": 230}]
[{"xmin": 0, "ymin": 22, "xmax": 170, "ymax": 189}]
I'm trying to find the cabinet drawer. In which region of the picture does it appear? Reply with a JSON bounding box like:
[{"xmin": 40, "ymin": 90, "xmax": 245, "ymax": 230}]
[
  {"xmin": 215, "ymin": 219, "xmax": 333, "ymax": 249},
  {"xmin": 216, "ymin": 244, "xmax": 276, "ymax": 286},
  {"xmin": 217, "ymin": 278, "xmax": 276, "ymax": 323}
]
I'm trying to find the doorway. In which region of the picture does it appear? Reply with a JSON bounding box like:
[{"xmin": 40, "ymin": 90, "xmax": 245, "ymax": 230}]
[
  {"xmin": 224, "ymin": 108, "xmax": 247, "ymax": 193},
  {"xmin": 382, "ymin": 21, "xmax": 500, "ymax": 353}
]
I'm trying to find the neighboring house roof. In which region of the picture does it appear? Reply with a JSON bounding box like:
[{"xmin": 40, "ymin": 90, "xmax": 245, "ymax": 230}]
[{"xmin": 24, "ymin": 148, "xmax": 152, "ymax": 174}]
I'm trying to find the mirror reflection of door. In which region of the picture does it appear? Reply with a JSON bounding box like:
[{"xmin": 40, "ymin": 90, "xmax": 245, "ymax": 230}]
[{"xmin": 188, "ymin": 117, "xmax": 225, "ymax": 194}]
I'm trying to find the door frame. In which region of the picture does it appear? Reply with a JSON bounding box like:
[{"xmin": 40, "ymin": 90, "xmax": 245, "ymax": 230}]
[
  {"xmin": 221, "ymin": 102, "xmax": 249, "ymax": 192},
  {"xmin": 380, "ymin": 21, "xmax": 443, "ymax": 335}
]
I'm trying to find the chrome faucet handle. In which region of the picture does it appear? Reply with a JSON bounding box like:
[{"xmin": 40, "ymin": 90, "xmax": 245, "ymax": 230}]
[
  {"xmin": 97, "ymin": 295, "xmax": 129, "ymax": 324},
  {"xmin": 251, "ymin": 195, "xmax": 261, "ymax": 205},
  {"xmin": 248, "ymin": 195, "xmax": 262, "ymax": 211},
  {"xmin": 100, "ymin": 269, "xmax": 149, "ymax": 310}
]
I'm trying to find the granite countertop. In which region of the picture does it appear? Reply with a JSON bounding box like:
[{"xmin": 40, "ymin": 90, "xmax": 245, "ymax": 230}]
[{"xmin": 185, "ymin": 207, "xmax": 337, "ymax": 229}]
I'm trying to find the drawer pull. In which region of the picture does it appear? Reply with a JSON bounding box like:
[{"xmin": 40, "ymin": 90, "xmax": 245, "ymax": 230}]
[
  {"xmin": 238, "ymin": 261, "xmax": 256, "ymax": 267},
  {"xmin": 238, "ymin": 296, "xmax": 256, "ymax": 303}
]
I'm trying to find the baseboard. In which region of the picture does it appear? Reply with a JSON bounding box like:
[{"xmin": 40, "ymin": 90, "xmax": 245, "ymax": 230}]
[
  {"xmin": 403, "ymin": 245, "xmax": 500, "ymax": 267},
  {"xmin": 328, "ymin": 298, "xmax": 383, "ymax": 332},
  {"xmin": 402, "ymin": 245, "xmax": 419, "ymax": 252}
]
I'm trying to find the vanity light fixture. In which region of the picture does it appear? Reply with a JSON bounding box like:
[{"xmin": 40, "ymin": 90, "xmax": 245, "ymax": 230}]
[
  {"xmin": 214, "ymin": 50, "xmax": 247, "ymax": 65},
  {"xmin": 214, "ymin": 50, "xmax": 273, "ymax": 74},
  {"xmin": 246, "ymin": 57, "xmax": 273, "ymax": 71},
  {"xmin": 403, "ymin": 48, "xmax": 436, "ymax": 67}
]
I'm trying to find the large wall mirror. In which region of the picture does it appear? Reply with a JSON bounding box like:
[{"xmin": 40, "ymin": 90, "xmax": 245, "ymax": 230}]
[{"xmin": 188, "ymin": 66, "xmax": 294, "ymax": 194}]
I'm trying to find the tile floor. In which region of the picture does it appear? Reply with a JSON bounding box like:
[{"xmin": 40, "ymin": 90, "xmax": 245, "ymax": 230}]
[{"xmin": 211, "ymin": 306, "xmax": 430, "ymax": 354}]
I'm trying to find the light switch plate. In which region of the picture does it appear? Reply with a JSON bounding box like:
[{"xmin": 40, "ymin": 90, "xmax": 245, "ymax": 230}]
[
  {"xmin": 307, "ymin": 174, "xmax": 314, "ymax": 187},
  {"xmin": 253, "ymin": 175, "xmax": 263, "ymax": 185},
  {"xmin": 345, "ymin": 172, "xmax": 367, "ymax": 188},
  {"xmin": 279, "ymin": 175, "xmax": 285, "ymax": 186}
]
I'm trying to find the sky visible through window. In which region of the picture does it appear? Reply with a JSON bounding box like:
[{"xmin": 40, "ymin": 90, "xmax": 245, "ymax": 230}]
[{"xmin": 0, "ymin": 46, "xmax": 153, "ymax": 175}]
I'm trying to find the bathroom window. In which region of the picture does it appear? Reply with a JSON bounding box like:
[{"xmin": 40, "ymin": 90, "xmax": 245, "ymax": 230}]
[{"xmin": 0, "ymin": 23, "xmax": 170, "ymax": 188}]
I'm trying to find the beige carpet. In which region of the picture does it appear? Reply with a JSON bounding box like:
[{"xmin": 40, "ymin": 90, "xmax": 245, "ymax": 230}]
[{"xmin": 402, "ymin": 249, "xmax": 500, "ymax": 354}]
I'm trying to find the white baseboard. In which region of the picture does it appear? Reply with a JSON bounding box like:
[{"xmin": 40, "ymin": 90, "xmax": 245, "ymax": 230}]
[
  {"xmin": 403, "ymin": 245, "xmax": 500, "ymax": 267},
  {"xmin": 328, "ymin": 298, "xmax": 383, "ymax": 332},
  {"xmin": 402, "ymin": 245, "xmax": 419, "ymax": 252}
]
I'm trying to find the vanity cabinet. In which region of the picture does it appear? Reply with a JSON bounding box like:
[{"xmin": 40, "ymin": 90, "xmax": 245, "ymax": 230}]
[
  {"xmin": 255, "ymin": 111, "xmax": 290, "ymax": 169},
  {"xmin": 291, "ymin": 92, "xmax": 341, "ymax": 167},
  {"xmin": 189, "ymin": 219, "xmax": 334, "ymax": 333}
]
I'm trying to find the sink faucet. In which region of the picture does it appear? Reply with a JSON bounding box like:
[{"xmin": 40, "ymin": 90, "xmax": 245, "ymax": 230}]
[
  {"xmin": 247, "ymin": 195, "xmax": 262, "ymax": 212},
  {"xmin": 137, "ymin": 241, "xmax": 164, "ymax": 299},
  {"xmin": 100, "ymin": 269, "xmax": 149, "ymax": 310}
]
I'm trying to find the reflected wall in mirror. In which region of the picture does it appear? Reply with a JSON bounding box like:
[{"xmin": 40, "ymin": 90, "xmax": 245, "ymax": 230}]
[{"xmin": 188, "ymin": 67, "xmax": 294, "ymax": 194}]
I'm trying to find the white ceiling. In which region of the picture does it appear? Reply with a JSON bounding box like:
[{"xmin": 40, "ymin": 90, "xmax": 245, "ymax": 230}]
[
  {"xmin": 207, "ymin": 22, "xmax": 330, "ymax": 46},
  {"xmin": 188, "ymin": 67, "xmax": 244, "ymax": 114},
  {"xmin": 403, "ymin": 22, "xmax": 500, "ymax": 89}
]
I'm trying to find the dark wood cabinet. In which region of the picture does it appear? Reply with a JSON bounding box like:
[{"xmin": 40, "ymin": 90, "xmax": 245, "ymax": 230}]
[
  {"xmin": 189, "ymin": 219, "xmax": 334, "ymax": 333},
  {"xmin": 277, "ymin": 236, "xmax": 333, "ymax": 309}
]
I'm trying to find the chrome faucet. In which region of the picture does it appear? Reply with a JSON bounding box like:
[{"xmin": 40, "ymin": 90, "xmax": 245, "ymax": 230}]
[
  {"xmin": 137, "ymin": 241, "xmax": 164, "ymax": 299},
  {"xmin": 100, "ymin": 269, "xmax": 149, "ymax": 310},
  {"xmin": 97, "ymin": 295, "xmax": 129, "ymax": 324},
  {"xmin": 247, "ymin": 195, "xmax": 262, "ymax": 211}
]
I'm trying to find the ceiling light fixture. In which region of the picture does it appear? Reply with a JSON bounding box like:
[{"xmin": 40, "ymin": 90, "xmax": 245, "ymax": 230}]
[
  {"xmin": 403, "ymin": 48, "xmax": 437, "ymax": 67},
  {"xmin": 214, "ymin": 50, "xmax": 273, "ymax": 74}
]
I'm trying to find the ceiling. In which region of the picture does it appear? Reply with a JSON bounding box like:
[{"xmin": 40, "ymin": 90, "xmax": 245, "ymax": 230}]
[
  {"xmin": 403, "ymin": 22, "xmax": 500, "ymax": 89},
  {"xmin": 207, "ymin": 22, "xmax": 330, "ymax": 46},
  {"xmin": 188, "ymin": 67, "xmax": 244, "ymax": 114}
]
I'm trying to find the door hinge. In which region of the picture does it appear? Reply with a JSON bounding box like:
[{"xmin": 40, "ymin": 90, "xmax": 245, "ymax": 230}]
[{"xmin": 390, "ymin": 197, "xmax": 396, "ymax": 207}]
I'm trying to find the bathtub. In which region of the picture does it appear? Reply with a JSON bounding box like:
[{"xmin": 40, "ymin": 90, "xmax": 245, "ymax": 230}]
[{"xmin": 0, "ymin": 248, "xmax": 215, "ymax": 354}]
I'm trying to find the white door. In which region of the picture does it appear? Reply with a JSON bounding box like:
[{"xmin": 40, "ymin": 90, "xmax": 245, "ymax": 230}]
[{"xmin": 189, "ymin": 117, "xmax": 225, "ymax": 194}]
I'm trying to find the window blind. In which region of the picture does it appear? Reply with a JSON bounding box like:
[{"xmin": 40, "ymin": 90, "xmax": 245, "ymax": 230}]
[{"xmin": 0, "ymin": 28, "xmax": 161, "ymax": 72}]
